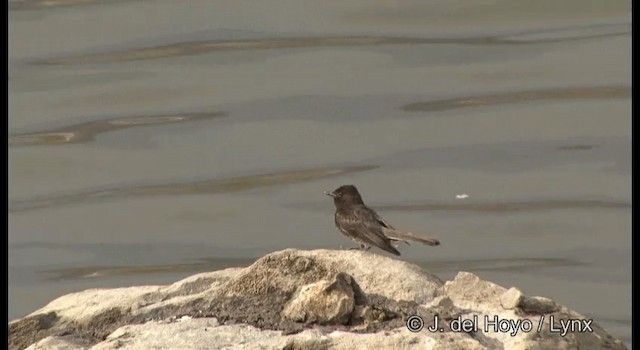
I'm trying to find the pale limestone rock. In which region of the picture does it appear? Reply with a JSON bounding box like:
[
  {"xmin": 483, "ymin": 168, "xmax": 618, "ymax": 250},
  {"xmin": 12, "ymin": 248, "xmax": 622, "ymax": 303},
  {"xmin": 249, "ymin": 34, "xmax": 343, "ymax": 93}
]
[
  {"xmin": 10, "ymin": 249, "xmax": 628, "ymax": 350},
  {"xmin": 24, "ymin": 336, "xmax": 86, "ymax": 350},
  {"xmin": 282, "ymin": 272, "xmax": 355, "ymax": 324},
  {"xmin": 500, "ymin": 287, "xmax": 524, "ymax": 310},
  {"xmin": 218, "ymin": 249, "xmax": 443, "ymax": 303},
  {"xmin": 24, "ymin": 286, "xmax": 162, "ymax": 324}
]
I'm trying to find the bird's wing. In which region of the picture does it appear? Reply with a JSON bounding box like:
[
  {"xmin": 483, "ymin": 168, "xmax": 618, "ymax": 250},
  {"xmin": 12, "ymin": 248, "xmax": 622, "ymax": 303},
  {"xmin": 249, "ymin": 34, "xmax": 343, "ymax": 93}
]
[
  {"xmin": 374, "ymin": 212, "xmax": 395, "ymax": 230},
  {"xmin": 336, "ymin": 206, "xmax": 400, "ymax": 255},
  {"xmin": 370, "ymin": 209, "xmax": 413, "ymax": 246}
]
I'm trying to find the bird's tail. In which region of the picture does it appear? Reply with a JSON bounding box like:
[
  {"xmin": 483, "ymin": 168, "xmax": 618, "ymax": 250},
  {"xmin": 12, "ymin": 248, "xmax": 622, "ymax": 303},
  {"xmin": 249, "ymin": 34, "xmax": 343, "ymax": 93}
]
[{"xmin": 382, "ymin": 228, "xmax": 440, "ymax": 246}]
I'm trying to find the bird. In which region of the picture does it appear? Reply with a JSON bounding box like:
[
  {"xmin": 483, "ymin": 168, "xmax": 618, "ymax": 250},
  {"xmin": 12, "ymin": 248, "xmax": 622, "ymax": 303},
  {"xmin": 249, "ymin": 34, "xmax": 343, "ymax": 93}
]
[{"xmin": 324, "ymin": 184, "xmax": 440, "ymax": 256}]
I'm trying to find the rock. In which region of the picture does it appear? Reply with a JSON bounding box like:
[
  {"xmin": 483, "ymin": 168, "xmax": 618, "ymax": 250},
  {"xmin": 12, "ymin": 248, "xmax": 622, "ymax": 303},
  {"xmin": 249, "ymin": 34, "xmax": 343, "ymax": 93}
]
[
  {"xmin": 445, "ymin": 271, "xmax": 505, "ymax": 312},
  {"xmin": 444, "ymin": 272, "xmax": 625, "ymax": 350},
  {"xmin": 500, "ymin": 287, "xmax": 559, "ymax": 314},
  {"xmin": 216, "ymin": 249, "xmax": 442, "ymax": 303},
  {"xmin": 9, "ymin": 249, "xmax": 628, "ymax": 350},
  {"xmin": 281, "ymin": 272, "xmax": 355, "ymax": 324},
  {"xmin": 518, "ymin": 296, "xmax": 559, "ymax": 315},
  {"xmin": 24, "ymin": 336, "xmax": 88, "ymax": 350},
  {"xmin": 500, "ymin": 287, "xmax": 524, "ymax": 310}
]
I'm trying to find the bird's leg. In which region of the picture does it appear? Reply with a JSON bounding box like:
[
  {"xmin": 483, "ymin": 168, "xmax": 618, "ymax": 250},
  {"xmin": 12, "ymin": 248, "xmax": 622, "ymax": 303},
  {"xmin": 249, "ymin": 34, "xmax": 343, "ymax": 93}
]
[{"xmin": 359, "ymin": 244, "xmax": 372, "ymax": 251}]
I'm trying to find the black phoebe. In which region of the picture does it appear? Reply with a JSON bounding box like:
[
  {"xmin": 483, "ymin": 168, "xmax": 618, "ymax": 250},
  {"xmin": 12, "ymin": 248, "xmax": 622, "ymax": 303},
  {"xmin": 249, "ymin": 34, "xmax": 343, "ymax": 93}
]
[{"xmin": 325, "ymin": 184, "xmax": 440, "ymax": 256}]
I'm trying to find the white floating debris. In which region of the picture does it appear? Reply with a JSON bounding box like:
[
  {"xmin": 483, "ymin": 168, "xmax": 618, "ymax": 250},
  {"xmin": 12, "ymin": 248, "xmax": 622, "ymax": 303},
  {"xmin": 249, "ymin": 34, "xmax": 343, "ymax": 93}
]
[
  {"xmin": 455, "ymin": 194, "xmax": 469, "ymax": 199},
  {"xmin": 81, "ymin": 272, "xmax": 101, "ymax": 278}
]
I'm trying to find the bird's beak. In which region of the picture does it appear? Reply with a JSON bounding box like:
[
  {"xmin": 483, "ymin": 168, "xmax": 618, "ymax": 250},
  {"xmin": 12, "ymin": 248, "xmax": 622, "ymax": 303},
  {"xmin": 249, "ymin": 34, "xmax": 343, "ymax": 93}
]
[{"xmin": 324, "ymin": 190, "xmax": 337, "ymax": 197}]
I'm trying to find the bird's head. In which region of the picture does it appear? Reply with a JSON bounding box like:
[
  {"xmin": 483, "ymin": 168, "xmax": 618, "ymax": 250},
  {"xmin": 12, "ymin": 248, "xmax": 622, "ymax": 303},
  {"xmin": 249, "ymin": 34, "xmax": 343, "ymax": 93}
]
[{"xmin": 324, "ymin": 185, "xmax": 364, "ymax": 207}]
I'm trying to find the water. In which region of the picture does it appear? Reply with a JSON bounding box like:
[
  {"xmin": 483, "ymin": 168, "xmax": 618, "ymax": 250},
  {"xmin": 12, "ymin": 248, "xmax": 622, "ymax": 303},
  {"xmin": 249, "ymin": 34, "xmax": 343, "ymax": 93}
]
[{"xmin": 8, "ymin": 0, "xmax": 631, "ymax": 346}]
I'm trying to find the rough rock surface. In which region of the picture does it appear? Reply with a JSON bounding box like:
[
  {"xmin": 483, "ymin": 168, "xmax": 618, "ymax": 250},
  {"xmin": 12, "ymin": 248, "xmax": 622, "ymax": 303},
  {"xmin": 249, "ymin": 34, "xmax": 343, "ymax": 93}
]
[
  {"xmin": 10, "ymin": 249, "xmax": 627, "ymax": 350},
  {"xmin": 281, "ymin": 272, "xmax": 356, "ymax": 324}
]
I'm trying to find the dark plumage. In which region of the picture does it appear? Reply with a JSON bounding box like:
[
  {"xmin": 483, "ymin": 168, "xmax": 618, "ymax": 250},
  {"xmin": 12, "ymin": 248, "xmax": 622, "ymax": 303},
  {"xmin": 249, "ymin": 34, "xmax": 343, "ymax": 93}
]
[{"xmin": 325, "ymin": 185, "xmax": 440, "ymax": 256}]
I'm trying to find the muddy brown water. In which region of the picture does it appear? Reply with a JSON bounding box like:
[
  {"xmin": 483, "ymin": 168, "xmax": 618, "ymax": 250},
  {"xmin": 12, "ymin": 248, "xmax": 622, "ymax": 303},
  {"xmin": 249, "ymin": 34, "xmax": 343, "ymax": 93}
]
[{"xmin": 9, "ymin": 0, "xmax": 631, "ymax": 347}]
